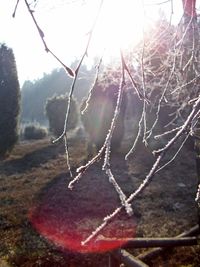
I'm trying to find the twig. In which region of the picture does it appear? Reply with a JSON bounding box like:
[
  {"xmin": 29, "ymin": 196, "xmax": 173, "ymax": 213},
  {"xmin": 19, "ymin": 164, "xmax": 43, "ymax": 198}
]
[
  {"xmin": 70, "ymin": 50, "xmax": 133, "ymax": 216},
  {"xmin": 120, "ymin": 45, "xmax": 149, "ymax": 103},
  {"xmin": 171, "ymin": 74, "xmax": 200, "ymax": 95},
  {"xmin": 49, "ymin": 0, "xmax": 104, "ymax": 175},
  {"xmin": 153, "ymin": 95, "xmax": 200, "ymax": 155},
  {"xmin": 64, "ymin": 135, "xmax": 73, "ymax": 177},
  {"xmin": 81, "ymin": 55, "xmax": 104, "ymax": 114},
  {"xmin": 154, "ymin": 126, "xmax": 182, "ymax": 140},
  {"xmin": 68, "ymin": 146, "xmax": 104, "ymax": 189},
  {"xmin": 125, "ymin": 111, "xmax": 144, "ymax": 160},
  {"xmin": 53, "ymin": 0, "xmax": 104, "ymax": 144},
  {"xmin": 12, "ymin": 0, "xmax": 20, "ymax": 17},
  {"xmin": 155, "ymin": 133, "xmax": 189, "ymax": 173},
  {"xmin": 24, "ymin": 0, "xmax": 74, "ymax": 77},
  {"xmin": 140, "ymin": 25, "xmax": 148, "ymax": 146},
  {"xmin": 146, "ymin": 47, "xmax": 177, "ymax": 140}
]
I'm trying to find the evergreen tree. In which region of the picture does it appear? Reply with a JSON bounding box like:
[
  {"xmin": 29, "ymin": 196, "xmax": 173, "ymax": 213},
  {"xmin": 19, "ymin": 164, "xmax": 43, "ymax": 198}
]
[{"xmin": 0, "ymin": 43, "xmax": 20, "ymax": 157}]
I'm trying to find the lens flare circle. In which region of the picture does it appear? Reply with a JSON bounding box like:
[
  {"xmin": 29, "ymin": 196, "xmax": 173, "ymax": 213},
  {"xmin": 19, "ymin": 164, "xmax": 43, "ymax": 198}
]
[{"xmin": 29, "ymin": 169, "xmax": 136, "ymax": 253}]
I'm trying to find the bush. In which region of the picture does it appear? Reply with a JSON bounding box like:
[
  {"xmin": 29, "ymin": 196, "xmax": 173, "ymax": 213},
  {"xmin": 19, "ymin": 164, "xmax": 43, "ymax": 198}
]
[
  {"xmin": 45, "ymin": 95, "xmax": 79, "ymax": 137},
  {"xmin": 23, "ymin": 123, "xmax": 48, "ymax": 140}
]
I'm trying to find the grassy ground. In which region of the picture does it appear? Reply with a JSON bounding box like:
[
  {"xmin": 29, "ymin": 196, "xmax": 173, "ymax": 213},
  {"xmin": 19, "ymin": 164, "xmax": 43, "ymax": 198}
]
[{"xmin": 0, "ymin": 133, "xmax": 200, "ymax": 266}]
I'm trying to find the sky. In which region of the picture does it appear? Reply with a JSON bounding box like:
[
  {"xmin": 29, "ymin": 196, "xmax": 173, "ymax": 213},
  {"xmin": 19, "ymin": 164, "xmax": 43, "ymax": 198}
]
[{"xmin": 0, "ymin": 0, "xmax": 196, "ymax": 86}]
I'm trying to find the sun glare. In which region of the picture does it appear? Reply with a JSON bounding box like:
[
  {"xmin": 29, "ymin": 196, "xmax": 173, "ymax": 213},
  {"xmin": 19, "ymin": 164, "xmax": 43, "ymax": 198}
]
[
  {"xmin": 89, "ymin": 0, "xmax": 146, "ymax": 58},
  {"xmin": 31, "ymin": 0, "xmax": 149, "ymax": 69}
]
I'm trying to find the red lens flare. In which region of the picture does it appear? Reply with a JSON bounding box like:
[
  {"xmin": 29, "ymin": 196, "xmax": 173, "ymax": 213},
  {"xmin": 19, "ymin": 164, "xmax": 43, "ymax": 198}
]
[{"xmin": 29, "ymin": 168, "xmax": 136, "ymax": 253}]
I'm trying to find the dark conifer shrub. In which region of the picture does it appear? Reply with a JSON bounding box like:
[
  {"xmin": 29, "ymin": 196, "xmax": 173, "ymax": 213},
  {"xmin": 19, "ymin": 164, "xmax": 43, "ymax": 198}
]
[
  {"xmin": 0, "ymin": 44, "xmax": 20, "ymax": 157},
  {"xmin": 45, "ymin": 95, "xmax": 78, "ymax": 137}
]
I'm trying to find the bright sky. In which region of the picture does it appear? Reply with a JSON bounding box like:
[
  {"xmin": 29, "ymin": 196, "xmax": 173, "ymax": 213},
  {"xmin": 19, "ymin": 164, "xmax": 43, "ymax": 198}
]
[{"xmin": 0, "ymin": 0, "xmax": 195, "ymax": 86}]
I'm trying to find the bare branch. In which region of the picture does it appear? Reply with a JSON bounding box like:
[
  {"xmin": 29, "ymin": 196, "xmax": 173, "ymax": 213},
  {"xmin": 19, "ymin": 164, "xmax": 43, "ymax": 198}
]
[
  {"xmin": 120, "ymin": 51, "xmax": 149, "ymax": 103},
  {"xmin": 23, "ymin": 0, "xmax": 74, "ymax": 77},
  {"xmin": 52, "ymin": 0, "xmax": 104, "ymax": 144},
  {"xmin": 81, "ymin": 55, "xmax": 104, "ymax": 114},
  {"xmin": 153, "ymin": 95, "xmax": 200, "ymax": 155},
  {"xmin": 155, "ymin": 133, "xmax": 189, "ymax": 173},
  {"xmin": 12, "ymin": 0, "xmax": 20, "ymax": 18}
]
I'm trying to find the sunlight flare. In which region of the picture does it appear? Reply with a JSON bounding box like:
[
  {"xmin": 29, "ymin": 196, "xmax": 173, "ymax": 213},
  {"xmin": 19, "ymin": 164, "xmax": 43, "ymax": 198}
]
[{"xmin": 89, "ymin": 0, "xmax": 146, "ymax": 57}]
